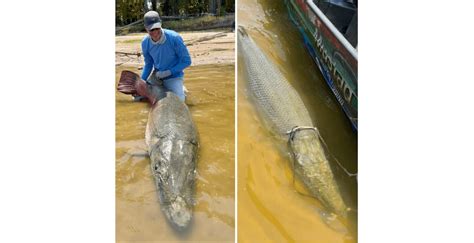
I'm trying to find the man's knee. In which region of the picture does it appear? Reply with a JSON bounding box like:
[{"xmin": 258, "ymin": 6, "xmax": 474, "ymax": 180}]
[
  {"xmin": 175, "ymin": 92, "xmax": 185, "ymax": 101},
  {"xmin": 164, "ymin": 78, "xmax": 185, "ymax": 101},
  {"xmin": 170, "ymin": 87, "xmax": 185, "ymax": 101}
]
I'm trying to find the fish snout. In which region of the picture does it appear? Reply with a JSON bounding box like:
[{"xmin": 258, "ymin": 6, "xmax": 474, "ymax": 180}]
[
  {"xmin": 288, "ymin": 129, "xmax": 349, "ymax": 218},
  {"xmin": 167, "ymin": 196, "xmax": 192, "ymax": 230}
]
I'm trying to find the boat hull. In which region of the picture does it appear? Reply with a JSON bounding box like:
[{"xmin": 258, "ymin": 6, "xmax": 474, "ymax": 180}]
[{"xmin": 285, "ymin": 0, "xmax": 358, "ymax": 131}]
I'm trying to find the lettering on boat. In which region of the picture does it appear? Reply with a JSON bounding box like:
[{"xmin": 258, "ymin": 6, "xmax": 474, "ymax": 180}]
[{"xmin": 313, "ymin": 23, "xmax": 355, "ymax": 105}]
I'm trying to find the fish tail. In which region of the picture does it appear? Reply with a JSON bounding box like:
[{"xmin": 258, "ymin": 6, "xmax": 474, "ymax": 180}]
[
  {"xmin": 117, "ymin": 70, "xmax": 140, "ymax": 95},
  {"xmin": 117, "ymin": 70, "xmax": 156, "ymax": 104}
]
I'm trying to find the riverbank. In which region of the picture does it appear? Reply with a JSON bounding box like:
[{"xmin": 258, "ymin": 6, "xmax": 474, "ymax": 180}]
[
  {"xmin": 116, "ymin": 14, "xmax": 234, "ymax": 35},
  {"xmin": 115, "ymin": 29, "xmax": 235, "ymax": 67}
]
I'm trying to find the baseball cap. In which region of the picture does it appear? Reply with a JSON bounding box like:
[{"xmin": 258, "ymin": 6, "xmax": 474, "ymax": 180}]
[{"xmin": 144, "ymin": 11, "xmax": 162, "ymax": 30}]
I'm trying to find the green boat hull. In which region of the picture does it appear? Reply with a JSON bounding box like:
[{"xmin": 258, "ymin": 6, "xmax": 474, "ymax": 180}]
[{"xmin": 285, "ymin": 0, "xmax": 358, "ymax": 131}]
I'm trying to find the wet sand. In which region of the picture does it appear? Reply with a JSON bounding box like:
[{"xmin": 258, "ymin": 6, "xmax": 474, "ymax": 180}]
[{"xmin": 116, "ymin": 29, "xmax": 235, "ymax": 67}]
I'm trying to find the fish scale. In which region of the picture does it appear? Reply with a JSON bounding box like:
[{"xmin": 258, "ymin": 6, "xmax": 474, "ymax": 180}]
[
  {"xmin": 117, "ymin": 69, "xmax": 200, "ymax": 229},
  {"xmin": 238, "ymin": 27, "xmax": 313, "ymax": 134},
  {"xmin": 144, "ymin": 79, "xmax": 199, "ymax": 230}
]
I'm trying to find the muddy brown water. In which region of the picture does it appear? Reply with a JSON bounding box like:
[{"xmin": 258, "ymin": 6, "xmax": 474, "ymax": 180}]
[
  {"xmin": 116, "ymin": 64, "xmax": 235, "ymax": 242},
  {"xmin": 238, "ymin": 0, "xmax": 357, "ymax": 242}
]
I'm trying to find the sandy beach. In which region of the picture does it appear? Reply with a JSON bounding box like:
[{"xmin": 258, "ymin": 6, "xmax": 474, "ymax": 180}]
[{"xmin": 115, "ymin": 29, "xmax": 235, "ymax": 67}]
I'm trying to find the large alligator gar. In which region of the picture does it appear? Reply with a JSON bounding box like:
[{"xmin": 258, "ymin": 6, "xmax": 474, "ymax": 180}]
[
  {"xmin": 238, "ymin": 26, "xmax": 348, "ymax": 218},
  {"xmin": 117, "ymin": 71, "xmax": 199, "ymax": 230}
]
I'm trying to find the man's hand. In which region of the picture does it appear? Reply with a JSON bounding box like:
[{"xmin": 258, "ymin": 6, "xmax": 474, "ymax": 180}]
[{"xmin": 155, "ymin": 70, "xmax": 171, "ymax": 79}]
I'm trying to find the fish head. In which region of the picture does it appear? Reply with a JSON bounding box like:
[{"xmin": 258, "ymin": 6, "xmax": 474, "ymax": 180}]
[
  {"xmin": 288, "ymin": 128, "xmax": 326, "ymax": 169},
  {"xmin": 163, "ymin": 195, "xmax": 193, "ymax": 230},
  {"xmin": 288, "ymin": 128, "xmax": 348, "ymax": 218},
  {"xmin": 150, "ymin": 137, "xmax": 198, "ymax": 230}
]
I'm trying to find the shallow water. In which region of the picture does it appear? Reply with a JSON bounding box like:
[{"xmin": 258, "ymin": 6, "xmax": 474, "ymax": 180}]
[
  {"xmin": 238, "ymin": 0, "xmax": 357, "ymax": 242},
  {"xmin": 116, "ymin": 64, "xmax": 235, "ymax": 242}
]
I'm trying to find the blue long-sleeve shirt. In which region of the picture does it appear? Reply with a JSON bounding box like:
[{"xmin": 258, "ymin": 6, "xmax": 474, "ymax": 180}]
[{"xmin": 141, "ymin": 29, "xmax": 192, "ymax": 80}]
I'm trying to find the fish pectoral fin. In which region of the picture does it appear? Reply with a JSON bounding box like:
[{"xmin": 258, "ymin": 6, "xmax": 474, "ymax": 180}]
[
  {"xmin": 317, "ymin": 208, "xmax": 348, "ymax": 233},
  {"xmin": 127, "ymin": 150, "xmax": 149, "ymax": 157}
]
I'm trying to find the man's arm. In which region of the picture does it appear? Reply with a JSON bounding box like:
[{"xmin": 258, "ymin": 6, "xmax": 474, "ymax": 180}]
[
  {"xmin": 141, "ymin": 40, "xmax": 154, "ymax": 81},
  {"xmin": 168, "ymin": 35, "xmax": 192, "ymax": 76}
]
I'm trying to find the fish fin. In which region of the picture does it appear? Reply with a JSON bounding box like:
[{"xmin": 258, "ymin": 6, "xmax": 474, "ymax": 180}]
[
  {"xmin": 128, "ymin": 151, "xmax": 149, "ymax": 157},
  {"xmin": 317, "ymin": 209, "xmax": 348, "ymax": 233},
  {"xmin": 117, "ymin": 70, "xmax": 140, "ymax": 95},
  {"xmin": 347, "ymin": 207, "xmax": 358, "ymax": 214},
  {"xmin": 117, "ymin": 70, "xmax": 157, "ymax": 104}
]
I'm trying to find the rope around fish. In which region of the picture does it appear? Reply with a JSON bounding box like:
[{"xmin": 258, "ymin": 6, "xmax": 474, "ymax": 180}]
[
  {"xmin": 286, "ymin": 126, "xmax": 358, "ymax": 178},
  {"xmin": 285, "ymin": 126, "xmax": 358, "ymax": 215}
]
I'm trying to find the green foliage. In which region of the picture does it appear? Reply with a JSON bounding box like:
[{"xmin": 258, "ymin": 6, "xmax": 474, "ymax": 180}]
[
  {"xmin": 225, "ymin": 0, "xmax": 234, "ymax": 12},
  {"xmin": 116, "ymin": 14, "xmax": 234, "ymax": 35},
  {"xmin": 163, "ymin": 14, "xmax": 234, "ymax": 31},
  {"xmin": 116, "ymin": 0, "xmax": 144, "ymax": 26},
  {"xmin": 116, "ymin": 0, "xmax": 235, "ymax": 26}
]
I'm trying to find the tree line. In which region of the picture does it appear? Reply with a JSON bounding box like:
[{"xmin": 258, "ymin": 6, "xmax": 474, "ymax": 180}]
[{"xmin": 116, "ymin": 0, "xmax": 235, "ymax": 26}]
